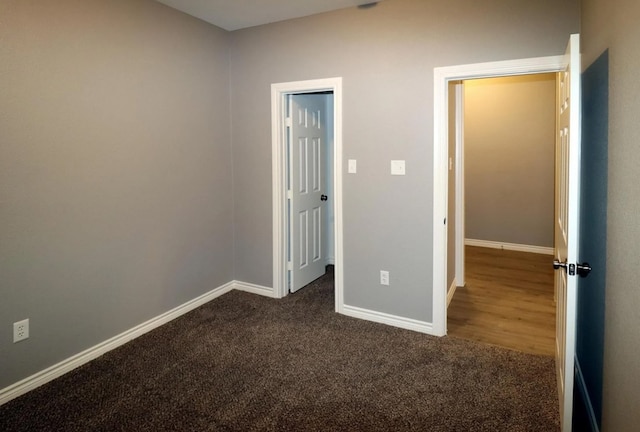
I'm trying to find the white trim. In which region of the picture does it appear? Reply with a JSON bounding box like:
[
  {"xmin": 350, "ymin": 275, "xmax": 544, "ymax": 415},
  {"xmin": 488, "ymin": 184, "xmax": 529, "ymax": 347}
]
[
  {"xmin": 447, "ymin": 279, "xmax": 458, "ymax": 307},
  {"xmin": 0, "ymin": 281, "xmax": 235, "ymax": 406},
  {"xmin": 271, "ymin": 78, "xmax": 344, "ymax": 313},
  {"xmin": 232, "ymin": 281, "xmax": 277, "ymax": 298},
  {"xmin": 433, "ymin": 55, "xmax": 565, "ymax": 338},
  {"xmin": 575, "ymin": 358, "xmax": 601, "ymax": 432},
  {"xmin": 454, "ymin": 83, "xmax": 465, "ymax": 288},
  {"xmin": 465, "ymin": 238, "xmax": 554, "ymax": 255},
  {"xmin": 341, "ymin": 305, "xmax": 434, "ymax": 335}
]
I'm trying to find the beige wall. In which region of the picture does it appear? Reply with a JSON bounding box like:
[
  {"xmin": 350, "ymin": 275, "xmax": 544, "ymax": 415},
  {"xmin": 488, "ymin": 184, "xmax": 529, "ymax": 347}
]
[
  {"xmin": 0, "ymin": 0, "xmax": 233, "ymax": 388},
  {"xmin": 464, "ymin": 74, "xmax": 556, "ymax": 248},
  {"xmin": 582, "ymin": 0, "xmax": 640, "ymax": 429}
]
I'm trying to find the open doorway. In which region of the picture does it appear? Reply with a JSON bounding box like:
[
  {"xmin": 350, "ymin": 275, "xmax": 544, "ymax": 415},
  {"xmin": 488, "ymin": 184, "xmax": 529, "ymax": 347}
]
[
  {"xmin": 431, "ymin": 55, "xmax": 565, "ymax": 337},
  {"xmin": 287, "ymin": 92, "xmax": 335, "ymax": 293},
  {"xmin": 446, "ymin": 74, "xmax": 557, "ymax": 356},
  {"xmin": 271, "ymin": 78, "xmax": 345, "ymax": 312}
]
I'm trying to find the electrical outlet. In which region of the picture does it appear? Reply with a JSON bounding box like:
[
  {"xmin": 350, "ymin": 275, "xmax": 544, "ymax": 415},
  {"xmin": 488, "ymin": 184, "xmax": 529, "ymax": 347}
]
[
  {"xmin": 13, "ymin": 319, "xmax": 29, "ymax": 343},
  {"xmin": 380, "ymin": 270, "xmax": 389, "ymax": 286}
]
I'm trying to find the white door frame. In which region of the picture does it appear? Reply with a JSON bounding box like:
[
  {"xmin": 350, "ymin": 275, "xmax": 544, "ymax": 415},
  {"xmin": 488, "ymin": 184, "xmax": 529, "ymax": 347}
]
[
  {"xmin": 271, "ymin": 77, "xmax": 344, "ymax": 312},
  {"xmin": 432, "ymin": 56, "xmax": 564, "ymax": 336},
  {"xmin": 453, "ymin": 83, "xmax": 465, "ymax": 289}
]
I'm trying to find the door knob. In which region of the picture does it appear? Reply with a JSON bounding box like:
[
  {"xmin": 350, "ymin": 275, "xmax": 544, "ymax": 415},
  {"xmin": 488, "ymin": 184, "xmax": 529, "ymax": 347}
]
[
  {"xmin": 321, "ymin": 194, "xmax": 328, "ymax": 201},
  {"xmin": 576, "ymin": 262, "xmax": 592, "ymax": 278}
]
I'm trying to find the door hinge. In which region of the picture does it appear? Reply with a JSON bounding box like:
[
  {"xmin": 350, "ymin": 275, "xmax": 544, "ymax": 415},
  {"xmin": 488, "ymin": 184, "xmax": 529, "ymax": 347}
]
[
  {"xmin": 285, "ymin": 117, "xmax": 293, "ymax": 128},
  {"xmin": 287, "ymin": 261, "xmax": 293, "ymax": 271},
  {"xmin": 287, "ymin": 190, "xmax": 293, "ymax": 199}
]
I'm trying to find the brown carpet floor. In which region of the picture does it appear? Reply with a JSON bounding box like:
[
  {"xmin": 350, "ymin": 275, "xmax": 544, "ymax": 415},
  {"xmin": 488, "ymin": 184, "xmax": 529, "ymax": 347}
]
[{"xmin": 0, "ymin": 267, "xmax": 560, "ymax": 431}]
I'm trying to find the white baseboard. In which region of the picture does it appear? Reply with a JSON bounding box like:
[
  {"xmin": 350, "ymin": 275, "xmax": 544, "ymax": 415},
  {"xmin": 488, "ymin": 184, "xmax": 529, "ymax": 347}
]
[
  {"xmin": 465, "ymin": 238, "xmax": 554, "ymax": 255},
  {"xmin": 447, "ymin": 280, "xmax": 457, "ymax": 307},
  {"xmin": 0, "ymin": 281, "xmax": 235, "ymax": 406},
  {"xmin": 575, "ymin": 358, "xmax": 601, "ymax": 432},
  {"xmin": 232, "ymin": 281, "xmax": 277, "ymax": 298},
  {"xmin": 341, "ymin": 304, "xmax": 434, "ymax": 335},
  {"xmin": 1, "ymin": 279, "xmax": 436, "ymax": 407}
]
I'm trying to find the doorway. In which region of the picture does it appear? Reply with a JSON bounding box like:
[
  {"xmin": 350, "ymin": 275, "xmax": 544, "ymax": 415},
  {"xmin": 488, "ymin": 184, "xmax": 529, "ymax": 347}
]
[
  {"xmin": 446, "ymin": 74, "xmax": 557, "ymax": 355},
  {"xmin": 271, "ymin": 78, "xmax": 345, "ymax": 312},
  {"xmin": 431, "ymin": 56, "xmax": 565, "ymax": 336},
  {"xmin": 287, "ymin": 92, "xmax": 334, "ymax": 293}
]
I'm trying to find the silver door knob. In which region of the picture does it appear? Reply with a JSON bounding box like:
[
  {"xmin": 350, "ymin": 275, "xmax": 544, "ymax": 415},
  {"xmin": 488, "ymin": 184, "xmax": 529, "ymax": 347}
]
[{"xmin": 576, "ymin": 262, "xmax": 592, "ymax": 278}]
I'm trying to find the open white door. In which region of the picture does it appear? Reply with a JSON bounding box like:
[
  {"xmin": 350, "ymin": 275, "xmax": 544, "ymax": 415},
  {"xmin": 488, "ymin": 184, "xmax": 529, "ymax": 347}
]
[
  {"xmin": 554, "ymin": 33, "xmax": 582, "ymax": 431},
  {"xmin": 289, "ymin": 94, "xmax": 327, "ymax": 292}
]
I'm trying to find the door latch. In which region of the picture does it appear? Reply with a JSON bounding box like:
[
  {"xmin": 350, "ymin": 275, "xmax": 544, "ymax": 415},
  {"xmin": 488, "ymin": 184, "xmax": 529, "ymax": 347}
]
[
  {"xmin": 553, "ymin": 259, "xmax": 592, "ymax": 278},
  {"xmin": 553, "ymin": 259, "xmax": 567, "ymax": 271},
  {"xmin": 320, "ymin": 194, "xmax": 328, "ymax": 201}
]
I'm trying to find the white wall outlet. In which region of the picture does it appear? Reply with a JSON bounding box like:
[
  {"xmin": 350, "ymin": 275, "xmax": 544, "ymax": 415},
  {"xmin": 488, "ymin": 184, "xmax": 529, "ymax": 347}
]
[
  {"xmin": 391, "ymin": 160, "xmax": 406, "ymax": 175},
  {"xmin": 380, "ymin": 270, "xmax": 389, "ymax": 286},
  {"xmin": 13, "ymin": 319, "xmax": 29, "ymax": 343},
  {"xmin": 348, "ymin": 159, "xmax": 357, "ymax": 174}
]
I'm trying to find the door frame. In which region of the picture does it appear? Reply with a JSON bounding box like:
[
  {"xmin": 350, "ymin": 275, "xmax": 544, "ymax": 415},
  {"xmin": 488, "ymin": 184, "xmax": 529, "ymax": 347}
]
[
  {"xmin": 453, "ymin": 83, "xmax": 465, "ymax": 290},
  {"xmin": 432, "ymin": 56, "xmax": 564, "ymax": 336},
  {"xmin": 271, "ymin": 77, "xmax": 344, "ymax": 312}
]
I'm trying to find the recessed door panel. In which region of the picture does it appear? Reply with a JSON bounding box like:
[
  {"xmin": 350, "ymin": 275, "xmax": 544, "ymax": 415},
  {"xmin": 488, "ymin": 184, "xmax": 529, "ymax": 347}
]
[
  {"xmin": 299, "ymin": 138, "xmax": 308, "ymax": 194},
  {"xmin": 299, "ymin": 210, "xmax": 308, "ymax": 269}
]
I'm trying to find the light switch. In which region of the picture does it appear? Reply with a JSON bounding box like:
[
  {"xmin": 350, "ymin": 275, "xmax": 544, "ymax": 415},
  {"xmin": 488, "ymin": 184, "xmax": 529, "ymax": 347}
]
[
  {"xmin": 391, "ymin": 160, "xmax": 406, "ymax": 176},
  {"xmin": 348, "ymin": 159, "xmax": 357, "ymax": 174}
]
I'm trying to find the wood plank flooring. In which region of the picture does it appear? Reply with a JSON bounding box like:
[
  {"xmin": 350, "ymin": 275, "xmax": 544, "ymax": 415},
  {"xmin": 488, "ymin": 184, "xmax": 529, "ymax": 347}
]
[{"xmin": 447, "ymin": 246, "xmax": 556, "ymax": 356}]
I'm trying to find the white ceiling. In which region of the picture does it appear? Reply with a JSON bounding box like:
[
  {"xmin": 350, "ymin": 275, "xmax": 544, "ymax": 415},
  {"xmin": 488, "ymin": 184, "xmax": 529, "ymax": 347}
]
[{"xmin": 155, "ymin": 0, "xmax": 381, "ymax": 31}]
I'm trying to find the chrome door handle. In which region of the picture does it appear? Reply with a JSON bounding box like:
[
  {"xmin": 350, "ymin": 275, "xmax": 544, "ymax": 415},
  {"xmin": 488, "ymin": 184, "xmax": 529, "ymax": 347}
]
[{"xmin": 576, "ymin": 262, "xmax": 592, "ymax": 278}]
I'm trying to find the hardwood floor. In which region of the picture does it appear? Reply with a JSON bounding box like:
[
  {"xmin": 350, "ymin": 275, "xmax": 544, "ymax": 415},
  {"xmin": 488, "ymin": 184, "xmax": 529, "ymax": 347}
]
[{"xmin": 447, "ymin": 246, "xmax": 556, "ymax": 356}]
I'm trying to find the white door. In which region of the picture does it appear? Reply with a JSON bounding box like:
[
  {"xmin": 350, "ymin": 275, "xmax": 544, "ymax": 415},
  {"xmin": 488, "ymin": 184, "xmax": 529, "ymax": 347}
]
[
  {"xmin": 289, "ymin": 94, "xmax": 326, "ymax": 292},
  {"xmin": 554, "ymin": 33, "xmax": 581, "ymax": 431}
]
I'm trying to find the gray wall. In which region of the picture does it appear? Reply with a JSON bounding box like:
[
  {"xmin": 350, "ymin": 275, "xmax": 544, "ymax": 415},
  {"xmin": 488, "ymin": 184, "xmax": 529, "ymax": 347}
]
[
  {"xmin": 0, "ymin": 0, "xmax": 233, "ymax": 389},
  {"xmin": 464, "ymin": 75, "xmax": 556, "ymax": 247},
  {"xmin": 230, "ymin": 0, "xmax": 579, "ymax": 321},
  {"xmin": 582, "ymin": 0, "xmax": 640, "ymax": 429}
]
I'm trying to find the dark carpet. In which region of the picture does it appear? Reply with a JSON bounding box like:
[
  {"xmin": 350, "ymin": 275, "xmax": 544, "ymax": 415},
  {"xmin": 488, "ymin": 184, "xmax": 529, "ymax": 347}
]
[{"xmin": 0, "ymin": 267, "xmax": 559, "ymax": 431}]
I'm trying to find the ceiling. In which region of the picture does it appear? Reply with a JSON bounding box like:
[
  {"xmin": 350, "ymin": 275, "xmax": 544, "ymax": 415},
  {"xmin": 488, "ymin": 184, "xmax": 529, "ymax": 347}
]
[{"xmin": 154, "ymin": 0, "xmax": 381, "ymax": 31}]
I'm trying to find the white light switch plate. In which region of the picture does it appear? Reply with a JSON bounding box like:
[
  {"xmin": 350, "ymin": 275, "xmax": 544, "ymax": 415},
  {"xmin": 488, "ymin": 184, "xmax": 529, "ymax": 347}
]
[
  {"xmin": 348, "ymin": 159, "xmax": 357, "ymax": 174},
  {"xmin": 391, "ymin": 160, "xmax": 406, "ymax": 175}
]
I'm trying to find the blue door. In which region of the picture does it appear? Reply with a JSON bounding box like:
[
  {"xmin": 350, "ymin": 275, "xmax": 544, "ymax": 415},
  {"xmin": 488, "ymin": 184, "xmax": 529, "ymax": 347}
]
[{"xmin": 573, "ymin": 50, "xmax": 608, "ymax": 432}]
